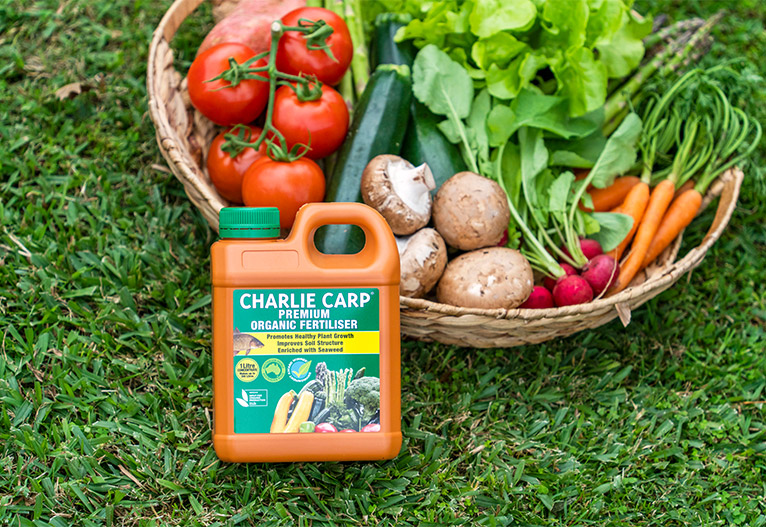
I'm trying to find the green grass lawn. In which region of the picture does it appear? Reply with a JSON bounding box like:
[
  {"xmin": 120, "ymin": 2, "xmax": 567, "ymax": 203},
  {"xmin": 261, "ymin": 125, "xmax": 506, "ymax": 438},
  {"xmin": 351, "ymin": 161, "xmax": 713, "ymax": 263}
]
[{"xmin": 1, "ymin": 0, "xmax": 765, "ymax": 525}]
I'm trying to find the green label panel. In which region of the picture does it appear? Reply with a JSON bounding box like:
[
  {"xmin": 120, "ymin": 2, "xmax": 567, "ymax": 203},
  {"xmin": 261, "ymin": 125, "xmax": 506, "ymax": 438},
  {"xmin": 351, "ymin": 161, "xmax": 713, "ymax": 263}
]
[
  {"xmin": 232, "ymin": 288, "xmax": 382, "ymax": 434},
  {"xmin": 234, "ymin": 288, "xmax": 379, "ymax": 333}
]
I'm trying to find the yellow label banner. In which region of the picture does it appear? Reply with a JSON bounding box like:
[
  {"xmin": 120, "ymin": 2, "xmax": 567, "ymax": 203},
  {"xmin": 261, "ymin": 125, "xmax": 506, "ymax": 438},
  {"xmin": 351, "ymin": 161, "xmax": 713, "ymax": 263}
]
[{"xmin": 234, "ymin": 331, "xmax": 379, "ymax": 355}]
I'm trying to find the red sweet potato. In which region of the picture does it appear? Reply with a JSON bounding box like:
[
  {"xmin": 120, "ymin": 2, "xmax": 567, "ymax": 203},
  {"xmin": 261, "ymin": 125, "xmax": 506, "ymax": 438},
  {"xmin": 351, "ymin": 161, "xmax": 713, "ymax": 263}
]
[{"xmin": 198, "ymin": 0, "xmax": 306, "ymax": 56}]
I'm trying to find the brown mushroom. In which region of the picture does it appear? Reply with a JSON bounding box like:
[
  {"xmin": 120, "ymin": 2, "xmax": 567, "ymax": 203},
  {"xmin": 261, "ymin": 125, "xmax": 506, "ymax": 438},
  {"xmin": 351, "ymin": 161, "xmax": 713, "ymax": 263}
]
[
  {"xmin": 361, "ymin": 154, "xmax": 436, "ymax": 235},
  {"xmin": 432, "ymin": 171, "xmax": 510, "ymax": 250},
  {"xmin": 436, "ymin": 247, "xmax": 534, "ymax": 309},
  {"xmin": 396, "ymin": 228, "xmax": 448, "ymax": 298}
]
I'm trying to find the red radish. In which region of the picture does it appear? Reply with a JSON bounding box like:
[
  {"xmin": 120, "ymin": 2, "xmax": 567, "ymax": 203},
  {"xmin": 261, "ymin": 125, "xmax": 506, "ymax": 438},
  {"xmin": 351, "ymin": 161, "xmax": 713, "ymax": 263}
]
[
  {"xmin": 543, "ymin": 263, "xmax": 577, "ymax": 291},
  {"xmin": 580, "ymin": 239, "xmax": 604, "ymax": 260},
  {"xmin": 519, "ymin": 286, "xmax": 554, "ymax": 309},
  {"xmin": 560, "ymin": 239, "xmax": 604, "ymax": 261},
  {"xmin": 496, "ymin": 229, "xmax": 509, "ymax": 247},
  {"xmin": 581, "ymin": 254, "xmax": 620, "ymax": 295},
  {"xmin": 361, "ymin": 423, "xmax": 381, "ymax": 432},
  {"xmin": 553, "ymin": 275, "xmax": 594, "ymax": 306},
  {"xmin": 339, "ymin": 429, "xmax": 357, "ymax": 432}
]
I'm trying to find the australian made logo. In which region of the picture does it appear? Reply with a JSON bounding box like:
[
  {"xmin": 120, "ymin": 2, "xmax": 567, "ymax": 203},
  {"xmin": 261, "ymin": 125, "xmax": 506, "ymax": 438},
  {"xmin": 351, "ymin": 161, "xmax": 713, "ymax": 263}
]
[{"xmin": 261, "ymin": 358, "xmax": 286, "ymax": 382}]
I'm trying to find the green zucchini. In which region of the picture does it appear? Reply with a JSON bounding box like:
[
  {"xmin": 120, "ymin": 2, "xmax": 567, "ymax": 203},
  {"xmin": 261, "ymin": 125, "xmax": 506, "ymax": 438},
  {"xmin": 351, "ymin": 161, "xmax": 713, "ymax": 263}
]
[
  {"xmin": 315, "ymin": 64, "xmax": 412, "ymax": 255},
  {"xmin": 401, "ymin": 99, "xmax": 468, "ymax": 192},
  {"xmin": 371, "ymin": 15, "xmax": 465, "ymax": 192},
  {"xmin": 371, "ymin": 13, "xmax": 415, "ymax": 69}
]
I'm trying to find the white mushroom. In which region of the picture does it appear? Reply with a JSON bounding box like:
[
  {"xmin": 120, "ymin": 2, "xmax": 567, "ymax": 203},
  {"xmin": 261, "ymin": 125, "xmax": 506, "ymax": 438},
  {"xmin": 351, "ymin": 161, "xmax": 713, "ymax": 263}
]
[
  {"xmin": 396, "ymin": 228, "xmax": 448, "ymax": 298},
  {"xmin": 432, "ymin": 171, "xmax": 510, "ymax": 250},
  {"xmin": 436, "ymin": 247, "xmax": 534, "ymax": 309},
  {"xmin": 361, "ymin": 154, "xmax": 436, "ymax": 235}
]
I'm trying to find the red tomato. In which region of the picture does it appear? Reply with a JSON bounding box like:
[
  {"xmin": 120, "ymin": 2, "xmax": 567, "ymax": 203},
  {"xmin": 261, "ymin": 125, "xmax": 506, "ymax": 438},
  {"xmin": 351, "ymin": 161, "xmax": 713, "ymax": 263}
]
[
  {"xmin": 206, "ymin": 126, "xmax": 267, "ymax": 204},
  {"xmin": 271, "ymin": 83, "xmax": 349, "ymax": 159},
  {"xmin": 241, "ymin": 156, "xmax": 325, "ymax": 229},
  {"xmin": 314, "ymin": 422, "xmax": 337, "ymax": 433},
  {"xmin": 276, "ymin": 7, "xmax": 353, "ymax": 86},
  {"xmin": 187, "ymin": 43, "xmax": 269, "ymax": 126}
]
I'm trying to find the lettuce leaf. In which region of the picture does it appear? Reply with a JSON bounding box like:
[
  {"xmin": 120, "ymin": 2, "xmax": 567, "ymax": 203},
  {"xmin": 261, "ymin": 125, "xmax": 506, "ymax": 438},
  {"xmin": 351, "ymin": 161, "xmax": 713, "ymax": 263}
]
[
  {"xmin": 469, "ymin": 0, "xmax": 537, "ymax": 37},
  {"xmin": 392, "ymin": 0, "xmax": 649, "ymax": 117}
]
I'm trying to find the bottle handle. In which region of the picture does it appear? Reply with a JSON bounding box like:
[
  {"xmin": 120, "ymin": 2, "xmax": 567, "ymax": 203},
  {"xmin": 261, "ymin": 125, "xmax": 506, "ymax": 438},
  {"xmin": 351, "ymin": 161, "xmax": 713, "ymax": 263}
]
[{"xmin": 290, "ymin": 203, "xmax": 397, "ymax": 268}]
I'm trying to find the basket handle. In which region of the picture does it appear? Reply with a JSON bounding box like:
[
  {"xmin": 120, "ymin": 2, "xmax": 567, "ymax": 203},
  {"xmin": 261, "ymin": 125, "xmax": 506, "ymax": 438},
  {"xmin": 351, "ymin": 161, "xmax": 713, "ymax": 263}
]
[{"xmin": 158, "ymin": 0, "xmax": 207, "ymax": 43}]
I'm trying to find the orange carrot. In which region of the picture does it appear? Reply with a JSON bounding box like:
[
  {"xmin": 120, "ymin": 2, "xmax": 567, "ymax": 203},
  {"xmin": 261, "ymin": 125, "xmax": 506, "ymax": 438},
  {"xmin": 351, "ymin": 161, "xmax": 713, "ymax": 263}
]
[
  {"xmin": 641, "ymin": 188, "xmax": 703, "ymax": 268},
  {"xmin": 587, "ymin": 176, "xmax": 641, "ymax": 212},
  {"xmin": 574, "ymin": 168, "xmax": 590, "ymax": 181},
  {"xmin": 673, "ymin": 179, "xmax": 695, "ymax": 200},
  {"xmin": 606, "ymin": 182, "xmax": 650, "ymax": 262},
  {"xmin": 609, "ymin": 179, "xmax": 676, "ymax": 294}
]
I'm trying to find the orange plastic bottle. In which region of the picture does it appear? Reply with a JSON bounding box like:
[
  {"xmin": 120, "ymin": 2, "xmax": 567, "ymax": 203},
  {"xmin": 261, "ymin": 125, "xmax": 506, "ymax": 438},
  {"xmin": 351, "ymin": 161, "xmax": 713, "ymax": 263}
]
[{"xmin": 211, "ymin": 203, "xmax": 401, "ymax": 462}]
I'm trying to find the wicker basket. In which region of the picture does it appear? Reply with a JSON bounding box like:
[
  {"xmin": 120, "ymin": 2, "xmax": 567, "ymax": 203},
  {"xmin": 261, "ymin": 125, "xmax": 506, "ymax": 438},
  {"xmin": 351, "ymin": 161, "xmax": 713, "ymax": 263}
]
[{"xmin": 147, "ymin": 0, "xmax": 744, "ymax": 348}]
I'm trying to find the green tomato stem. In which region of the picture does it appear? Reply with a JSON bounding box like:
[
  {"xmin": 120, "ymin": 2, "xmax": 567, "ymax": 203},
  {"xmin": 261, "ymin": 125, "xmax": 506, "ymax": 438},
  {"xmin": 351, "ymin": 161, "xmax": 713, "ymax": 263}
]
[{"xmin": 219, "ymin": 21, "xmax": 317, "ymax": 163}]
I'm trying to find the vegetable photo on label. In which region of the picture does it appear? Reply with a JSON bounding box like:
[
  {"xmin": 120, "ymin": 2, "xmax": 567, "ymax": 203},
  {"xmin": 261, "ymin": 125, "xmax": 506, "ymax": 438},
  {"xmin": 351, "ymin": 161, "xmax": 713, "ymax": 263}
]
[
  {"xmin": 270, "ymin": 390, "xmax": 295, "ymax": 433},
  {"xmin": 282, "ymin": 391, "xmax": 314, "ymax": 433},
  {"xmin": 297, "ymin": 362, "xmax": 382, "ymax": 432}
]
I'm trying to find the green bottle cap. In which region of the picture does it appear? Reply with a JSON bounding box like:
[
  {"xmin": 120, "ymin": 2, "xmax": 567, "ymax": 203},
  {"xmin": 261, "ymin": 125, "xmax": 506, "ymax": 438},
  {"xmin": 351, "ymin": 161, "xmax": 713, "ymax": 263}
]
[{"xmin": 219, "ymin": 207, "xmax": 280, "ymax": 238}]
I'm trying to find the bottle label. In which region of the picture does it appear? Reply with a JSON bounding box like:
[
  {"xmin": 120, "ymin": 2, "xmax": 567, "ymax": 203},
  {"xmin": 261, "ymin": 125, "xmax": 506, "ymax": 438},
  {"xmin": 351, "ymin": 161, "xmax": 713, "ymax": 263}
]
[{"xmin": 231, "ymin": 288, "xmax": 382, "ymax": 434}]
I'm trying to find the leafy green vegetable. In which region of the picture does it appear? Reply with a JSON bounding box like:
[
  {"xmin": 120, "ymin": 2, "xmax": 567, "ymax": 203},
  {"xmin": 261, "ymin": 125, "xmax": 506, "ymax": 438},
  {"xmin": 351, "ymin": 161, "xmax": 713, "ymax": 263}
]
[
  {"xmin": 540, "ymin": 0, "xmax": 589, "ymax": 50},
  {"xmin": 405, "ymin": 9, "xmax": 647, "ymax": 278},
  {"xmin": 595, "ymin": 9, "xmax": 653, "ymax": 78},
  {"xmin": 583, "ymin": 112, "xmax": 642, "ymax": 189},
  {"xmin": 487, "ymin": 89, "xmax": 600, "ymax": 144},
  {"xmin": 413, "ymin": 44, "xmax": 479, "ymax": 172},
  {"xmin": 564, "ymin": 112, "xmax": 643, "ymax": 264},
  {"xmin": 519, "ymin": 127, "xmax": 549, "ymax": 220},
  {"xmin": 548, "ymin": 129, "xmax": 607, "ymax": 168},
  {"xmin": 589, "ymin": 212, "xmax": 635, "ymax": 252},
  {"xmin": 412, "ymin": 44, "xmax": 474, "ymax": 119},
  {"xmin": 469, "ymin": 0, "xmax": 537, "ymax": 38},
  {"xmin": 485, "ymin": 53, "xmax": 546, "ymax": 100},
  {"xmin": 471, "ymin": 33, "xmax": 527, "ymax": 72},
  {"xmin": 391, "ymin": 0, "xmax": 650, "ymax": 117},
  {"xmin": 548, "ymin": 172, "xmax": 576, "ymax": 220}
]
